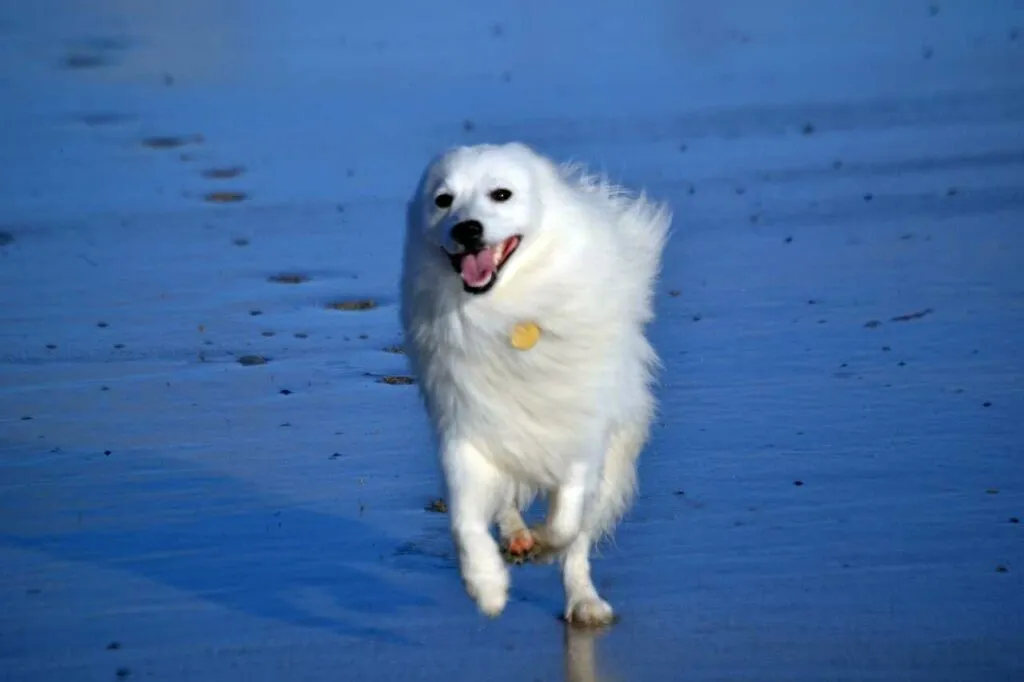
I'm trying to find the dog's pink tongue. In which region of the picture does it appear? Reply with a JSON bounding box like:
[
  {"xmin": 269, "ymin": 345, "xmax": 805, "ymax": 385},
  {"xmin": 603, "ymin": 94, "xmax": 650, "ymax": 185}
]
[{"xmin": 460, "ymin": 248, "xmax": 495, "ymax": 287}]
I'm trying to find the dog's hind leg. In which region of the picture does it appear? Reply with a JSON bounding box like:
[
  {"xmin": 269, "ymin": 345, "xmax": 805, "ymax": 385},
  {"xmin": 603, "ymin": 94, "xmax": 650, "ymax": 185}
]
[
  {"xmin": 497, "ymin": 505, "xmax": 536, "ymax": 564},
  {"xmin": 498, "ymin": 483, "xmax": 539, "ymax": 564},
  {"xmin": 530, "ymin": 458, "xmax": 598, "ymax": 560}
]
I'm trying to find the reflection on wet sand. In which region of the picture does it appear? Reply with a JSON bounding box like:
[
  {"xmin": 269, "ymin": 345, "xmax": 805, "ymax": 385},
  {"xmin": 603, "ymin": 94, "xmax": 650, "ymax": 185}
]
[{"xmin": 564, "ymin": 624, "xmax": 614, "ymax": 682}]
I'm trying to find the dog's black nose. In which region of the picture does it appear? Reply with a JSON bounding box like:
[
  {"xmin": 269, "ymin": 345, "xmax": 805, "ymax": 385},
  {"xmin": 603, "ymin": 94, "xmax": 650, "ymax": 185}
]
[{"xmin": 450, "ymin": 220, "xmax": 484, "ymax": 247}]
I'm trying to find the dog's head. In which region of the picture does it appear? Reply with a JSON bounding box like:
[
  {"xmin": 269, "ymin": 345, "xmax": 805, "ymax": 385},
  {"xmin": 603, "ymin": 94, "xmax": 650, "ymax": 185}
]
[{"xmin": 408, "ymin": 143, "xmax": 552, "ymax": 295}]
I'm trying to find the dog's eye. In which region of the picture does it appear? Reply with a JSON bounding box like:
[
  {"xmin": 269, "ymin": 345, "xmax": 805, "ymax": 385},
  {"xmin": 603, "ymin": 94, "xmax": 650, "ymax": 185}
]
[
  {"xmin": 489, "ymin": 188, "xmax": 513, "ymax": 202},
  {"xmin": 434, "ymin": 193, "xmax": 454, "ymax": 209}
]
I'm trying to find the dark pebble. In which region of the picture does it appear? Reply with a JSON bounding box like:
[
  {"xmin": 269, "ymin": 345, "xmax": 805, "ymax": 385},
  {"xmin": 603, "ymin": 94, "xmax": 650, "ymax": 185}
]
[
  {"xmin": 1009, "ymin": 517, "xmax": 1020, "ymax": 524},
  {"xmin": 104, "ymin": 450, "xmax": 111, "ymax": 456},
  {"xmin": 793, "ymin": 480, "xmax": 804, "ymax": 486},
  {"xmin": 983, "ymin": 401, "xmax": 992, "ymax": 407},
  {"xmin": 268, "ymin": 273, "xmax": 309, "ymax": 284},
  {"xmin": 279, "ymin": 389, "xmax": 293, "ymax": 395},
  {"xmin": 202, "ymin": 166, "xmax": 245, "ymax": 179},
  {"xmin": 326, "ymin": 299, "xmax": 377, "ymax": 311},
  {"xmin": 204, "ymin": 191, "xmax": 247, "ymax": 203},
  {"xmin": 238, "ymin": 355, "xmax": 268, "ymax": 366},
  {"xmin": 142, "ymin": 135, "xmax": 199, "ymax": 149},
  {"xmin": 106, "ymin": 642, "xmax": 121, "ymax": 651},
  {"xmin": 379, "ymin": 375, "xmax": 415, "ymax": 385}
]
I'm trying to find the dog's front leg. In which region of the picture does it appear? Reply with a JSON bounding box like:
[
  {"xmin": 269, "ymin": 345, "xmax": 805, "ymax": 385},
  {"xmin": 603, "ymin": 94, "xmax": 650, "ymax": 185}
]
[{"xmin": 442, "ymin": 438, "xmax": 510, "ymax": 617}]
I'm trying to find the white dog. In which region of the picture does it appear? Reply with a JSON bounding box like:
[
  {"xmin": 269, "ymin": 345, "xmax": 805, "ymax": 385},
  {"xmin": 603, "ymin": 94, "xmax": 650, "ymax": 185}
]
[{"xmin": 400, "ymin": 142, "xmax": 670, "ymax": 626}]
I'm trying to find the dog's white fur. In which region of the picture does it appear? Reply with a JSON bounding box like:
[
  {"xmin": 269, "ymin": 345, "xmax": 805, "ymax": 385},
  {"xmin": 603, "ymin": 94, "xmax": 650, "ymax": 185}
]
[{"xmin": 400, "ymin": 142, "xmax": 670, "ymax": 625}]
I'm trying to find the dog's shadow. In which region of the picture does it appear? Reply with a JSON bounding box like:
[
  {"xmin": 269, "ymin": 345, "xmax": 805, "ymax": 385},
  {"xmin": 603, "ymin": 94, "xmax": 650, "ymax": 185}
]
[{"xmin": 1, "ymin": 447, "xmax": 434, "ymax": 645}]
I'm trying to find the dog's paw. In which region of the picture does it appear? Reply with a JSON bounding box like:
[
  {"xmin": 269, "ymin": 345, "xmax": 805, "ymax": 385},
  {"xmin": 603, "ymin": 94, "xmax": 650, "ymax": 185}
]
[
  {"xmin": 501, "ymin": 529, "xmax": 538, "ymax": 565},
  {"xmin": 525, "ymin": 524, "xmax": 570, "ymax": 564},
  {"xmin": 565, "ymin": 597, "xmax": 615, "ymax": 629},
  {"xmin": 463, "ymin": 570, "xmax": 509, "ymax": 617}
]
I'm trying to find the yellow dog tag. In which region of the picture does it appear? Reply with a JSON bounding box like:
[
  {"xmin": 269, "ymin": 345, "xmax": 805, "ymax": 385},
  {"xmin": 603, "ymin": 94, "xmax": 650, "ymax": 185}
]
[{"xmin": 509, "ymin": 321, "xmax": 541, "ymax": 351}]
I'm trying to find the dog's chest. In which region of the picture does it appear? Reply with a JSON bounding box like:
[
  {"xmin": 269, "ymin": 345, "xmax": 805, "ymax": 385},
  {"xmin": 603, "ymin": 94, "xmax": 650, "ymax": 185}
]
[{"xmin": 414, "ymin": 312, "xmax": 609, "ymax": 454}]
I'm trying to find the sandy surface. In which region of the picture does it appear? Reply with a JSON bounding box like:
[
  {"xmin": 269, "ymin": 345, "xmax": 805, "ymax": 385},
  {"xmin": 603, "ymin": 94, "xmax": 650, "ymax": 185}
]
[{"xmin": 1, "ymin": 1, "xmax": 1023, "ymax": 680}]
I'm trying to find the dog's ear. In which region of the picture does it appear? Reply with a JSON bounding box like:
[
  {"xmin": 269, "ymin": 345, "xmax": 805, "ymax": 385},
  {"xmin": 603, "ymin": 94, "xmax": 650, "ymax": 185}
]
[{"xmin": 406, "ymin": 152, "xmax": 444, "ymax": 232}]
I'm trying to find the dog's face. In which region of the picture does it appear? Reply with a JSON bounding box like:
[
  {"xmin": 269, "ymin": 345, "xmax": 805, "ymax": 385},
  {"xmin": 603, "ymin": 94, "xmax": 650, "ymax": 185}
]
[{"xmin": 413, "ymin": 143, "xmax": 544, "ymax": 295}]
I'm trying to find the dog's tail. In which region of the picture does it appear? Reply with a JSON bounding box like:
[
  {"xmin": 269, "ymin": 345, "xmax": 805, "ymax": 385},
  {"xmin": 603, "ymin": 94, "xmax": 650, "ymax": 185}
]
[{"xmin": 560, "ymin": 163, "xmax": 672, "ymax": 311}]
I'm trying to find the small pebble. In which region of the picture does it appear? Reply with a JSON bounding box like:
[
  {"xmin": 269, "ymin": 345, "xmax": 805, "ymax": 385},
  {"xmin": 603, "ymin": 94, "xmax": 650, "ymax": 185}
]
[{"xmin": 326, "ymin": 299, "xmax": 377, "ymax": 311}]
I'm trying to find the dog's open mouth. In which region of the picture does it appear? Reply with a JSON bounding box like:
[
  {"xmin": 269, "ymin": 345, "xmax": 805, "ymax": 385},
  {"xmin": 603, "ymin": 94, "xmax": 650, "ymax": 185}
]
[{"xmin": 446, "ymin": 235, "xmax": 521, "ymax": 294}]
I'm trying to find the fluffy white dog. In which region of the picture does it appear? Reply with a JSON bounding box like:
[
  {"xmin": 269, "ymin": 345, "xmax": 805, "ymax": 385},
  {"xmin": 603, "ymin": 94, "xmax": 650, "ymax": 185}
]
[{"xmin": 400, "ymin": 142, "xmax": 670, "ymax": 626}]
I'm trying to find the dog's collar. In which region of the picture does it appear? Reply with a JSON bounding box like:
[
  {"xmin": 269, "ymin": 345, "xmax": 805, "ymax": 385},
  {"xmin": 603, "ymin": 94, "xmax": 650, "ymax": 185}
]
[{"xmin": 509, "ymin": 321, "xmax": 541, "ymax": 351}]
